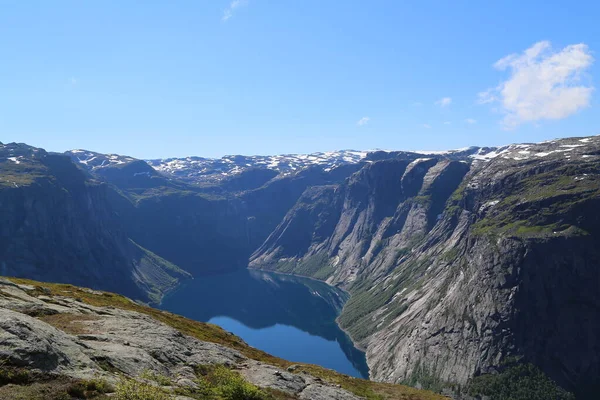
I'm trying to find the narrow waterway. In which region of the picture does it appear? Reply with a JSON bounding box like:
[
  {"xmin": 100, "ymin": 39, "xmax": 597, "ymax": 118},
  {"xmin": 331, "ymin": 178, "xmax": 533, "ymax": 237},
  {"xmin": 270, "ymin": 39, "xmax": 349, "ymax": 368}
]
[{"xmin": 160, "ymin": 269, "xmax": 369, "ymax": 378}]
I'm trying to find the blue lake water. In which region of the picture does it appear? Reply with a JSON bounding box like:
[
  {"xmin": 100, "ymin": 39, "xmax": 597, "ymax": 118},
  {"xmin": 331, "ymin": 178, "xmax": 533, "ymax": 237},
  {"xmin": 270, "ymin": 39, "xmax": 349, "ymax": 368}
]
[{"xmin": 160, "ymin": 269, "xmax": 369, "ymax": 378}]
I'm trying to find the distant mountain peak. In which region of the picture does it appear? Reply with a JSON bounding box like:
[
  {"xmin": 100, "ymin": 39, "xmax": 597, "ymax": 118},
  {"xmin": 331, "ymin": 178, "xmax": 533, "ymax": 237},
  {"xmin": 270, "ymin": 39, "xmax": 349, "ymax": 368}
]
[
  {"xmin": 145, "ymin": 150, "xmax": 370, "ymax": 184},
  {"xmin": 65, "ymin": 135, "xmax": 600, "ymax": 186},
  {"xmin": 66, "ymin": 149, "xmax": 137, "ymax": 170}
]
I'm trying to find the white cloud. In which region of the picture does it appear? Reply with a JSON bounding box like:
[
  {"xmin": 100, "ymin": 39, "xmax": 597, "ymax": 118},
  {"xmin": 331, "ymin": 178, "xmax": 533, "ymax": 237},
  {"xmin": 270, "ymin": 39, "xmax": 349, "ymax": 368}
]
[
  {"xmin": 223, "ymin": 0, "xmax": 248, "ymax": 21},
  {"xmin": 435, "ymin": 97, "xmax": 452, "ymax": 107},
  {"xmin": 477, "ymin": 88, "xmax": 497, "ymax": 104},
  {"xmin": 422, "ymin": 124, "xmax": 431, "ymax": 129},
  {"xmin": 465, "ymin": 118, "xmax": 477, "ymax": 124},
  {"xmin": 479, "ymin": 41, "xmax": 594, "ymax": 128},
  {"xmin": 443, "ymin": 121, "xmax": 452, "ymax": 125},
  {"xmin": 357, "ymin": 117, "xmax": 370, "ymax": 126}
]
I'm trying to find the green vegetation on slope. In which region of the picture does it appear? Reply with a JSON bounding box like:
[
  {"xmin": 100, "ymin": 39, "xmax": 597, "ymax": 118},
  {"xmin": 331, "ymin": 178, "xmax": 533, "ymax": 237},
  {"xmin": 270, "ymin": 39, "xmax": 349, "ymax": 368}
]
[
  {"xmin": 115, "ymin": 378, "xmax": 170, "ymax": 400},
  {"xmin": 0, "ymin": 153, "xmax": 50, "ymax": 187},
  {"xmin": 131, "ymin": 240, "xmax": 192, "ymax": 304},
  {"xmin": 175, "ymin": 364, "xmax": 276, "ymax": 399},
  {"xmin": 270, "ymin": 253, "xmax": 335, "ymax": 280},
  {"xmin": 0, "ymin": 363, "xmax": 113, "ymax": 400},
  {"xmin": 339, "ymin": 256, "xmax": 431, "ymax": 342},
  {"xmin": 472, "ymin": 168, "xmax": 600, "ymax": 238},
  {"xmin": 467, "ymin": 363, "xmax": 575, "ymax": 400}
]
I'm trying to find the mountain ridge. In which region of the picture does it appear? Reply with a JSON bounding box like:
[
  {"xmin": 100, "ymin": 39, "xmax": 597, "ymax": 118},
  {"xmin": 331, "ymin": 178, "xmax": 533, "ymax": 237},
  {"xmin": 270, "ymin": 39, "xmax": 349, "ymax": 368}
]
[
  {"xmin": 66, "ymin": 145, "xmax": 515, "ymax": 186},
  {"xmin": 3, "ymin": 135, "xmax": 599, "ymax": 398},
  {"xmin": 0, "ymin": 142, "xmax": 190, "ymax": 304},
  {"xmin": 249, "ymin": 134, "xmax": 600, "ymax": 398}
]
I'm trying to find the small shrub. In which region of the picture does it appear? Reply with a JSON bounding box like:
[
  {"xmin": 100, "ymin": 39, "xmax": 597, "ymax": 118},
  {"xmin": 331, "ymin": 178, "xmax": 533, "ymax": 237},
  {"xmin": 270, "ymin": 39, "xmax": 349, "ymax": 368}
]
[
  {"xmin": 115, "ymin": 378, "xmax": 170, "ymax": 400},
  {"xmin": 84, "ymin": 377, "xmax": 113, "ymax": 393},
  {"xmin": 0, "ymin": 367, "xmax": 30, "ymax": 385},
  {"xmin": 211, "ymin": 365, "xmax": 268, "ymax": 400},
  {"xmin": 140, "ymin": 369, "xmax": 172, "ymax": 386},
  {"xmin": 53, "ymin": 392, "xmax": 72, "ymax": 400},
  {"xmin": 189, "ymin": 364, "xmax": 270, "ymax": 400},
  {"xmin": 66, "ymin": 383, "xmax": 86, "ymax": 397}
]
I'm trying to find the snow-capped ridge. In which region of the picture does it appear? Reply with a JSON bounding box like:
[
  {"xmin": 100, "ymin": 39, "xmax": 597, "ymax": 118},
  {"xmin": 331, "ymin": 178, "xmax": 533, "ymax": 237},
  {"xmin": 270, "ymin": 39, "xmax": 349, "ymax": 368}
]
[
  {"xmin": 65, "ymin": 135, "xmax": 600, "ymax": 185},
  {"xmin": 145, "ymin": 150, "xmax": 369, "ymax": 184}
]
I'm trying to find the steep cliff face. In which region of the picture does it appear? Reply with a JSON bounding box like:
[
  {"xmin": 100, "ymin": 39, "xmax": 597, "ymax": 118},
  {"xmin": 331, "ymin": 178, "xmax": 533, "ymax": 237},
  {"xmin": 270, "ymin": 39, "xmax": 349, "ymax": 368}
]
[
  {"xmin": 360, "ymin": 138, "xmax": 600, "ymax": 397},
  {"xmin": 250, "ymin": 136, "xmax": 600, "ymax": 397},
  {"xmin": 241, "ymin": 164, "xmax": 365, "ymax": 251},
  {"xmin": 121, "ymin": 191, "xmax": 252, "ymax": 275},
  {"xmin": 0, "ymin": 143, "xmax": 189, "ymax": 303},
  {"xmin": 250, "ymin": 158, "xmax": 469, "ymax": 285}
]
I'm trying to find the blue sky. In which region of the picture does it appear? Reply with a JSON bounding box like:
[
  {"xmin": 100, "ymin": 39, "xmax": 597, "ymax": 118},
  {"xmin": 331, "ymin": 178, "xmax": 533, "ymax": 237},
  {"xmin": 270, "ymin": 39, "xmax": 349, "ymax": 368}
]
[{"xmin": 1, "ymin": 1, "xmax": 599, "ymax": 158}]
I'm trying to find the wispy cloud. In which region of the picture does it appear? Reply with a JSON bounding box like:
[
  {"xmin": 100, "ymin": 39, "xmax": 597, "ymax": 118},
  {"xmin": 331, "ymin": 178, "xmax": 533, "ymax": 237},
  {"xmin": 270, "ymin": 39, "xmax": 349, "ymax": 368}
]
[
  {"xmin": 223, "ymin": 0, "xmax": 248, "ymax": 22},
  {"xmin": 422, "ymin": 124, "xmax": 432, "ymax": 129},
  {"xmin": 435, "ymin": 97, "xmax": 452, "ymax": 107},
  {"xmin": 443, "ymin": 121, "xmax": 452, "ymax": 125},
  {"xmin": 69, "ymin": 77, "xmax": 78, "ymax": 85},
  {"xmin": 357, "ymin": 116, "xmax": 370, "ymax": 126},
  {"xmin": 477, "ymin": 88, "xmax": 496, "ymax": 104},
  {"xmin": 479, "ymin": 41, "xmax": 594, "ymax": 128},
  {"xmin": 465, "ymin": 118, "xmax": 477, "ymax": 124}
]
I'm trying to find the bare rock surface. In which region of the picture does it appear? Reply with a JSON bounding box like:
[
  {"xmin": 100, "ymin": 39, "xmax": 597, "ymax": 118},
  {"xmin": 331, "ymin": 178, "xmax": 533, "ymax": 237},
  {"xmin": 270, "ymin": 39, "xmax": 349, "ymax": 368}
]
[{"xmin": 240, "ymin": 361, "xmax": 362, "ymax": 399}]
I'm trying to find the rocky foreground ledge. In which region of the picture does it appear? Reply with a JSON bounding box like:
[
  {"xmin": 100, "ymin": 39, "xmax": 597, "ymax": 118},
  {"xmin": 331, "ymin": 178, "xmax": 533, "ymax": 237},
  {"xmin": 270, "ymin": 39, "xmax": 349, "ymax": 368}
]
[{"xmin": 0, "ymin": 277, "xmax": 445, "ymax": 400}]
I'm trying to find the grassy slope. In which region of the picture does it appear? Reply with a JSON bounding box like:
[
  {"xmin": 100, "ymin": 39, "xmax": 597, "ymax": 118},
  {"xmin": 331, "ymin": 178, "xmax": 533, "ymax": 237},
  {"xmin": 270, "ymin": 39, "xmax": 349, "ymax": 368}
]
[
  {"xmin": 472, "ymin": 167, "xmax": 600, "ymax": 238},
  {"xmin": 7, "ymin": 277, "xmax": 447, "ymax": 400}
]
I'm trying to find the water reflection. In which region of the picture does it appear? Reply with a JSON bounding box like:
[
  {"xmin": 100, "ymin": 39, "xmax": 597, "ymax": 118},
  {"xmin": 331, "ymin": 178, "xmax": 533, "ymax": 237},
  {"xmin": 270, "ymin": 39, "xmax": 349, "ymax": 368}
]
[{"xmin": 160, "ymin": 269, "xmax": 369, "ymax": 378}]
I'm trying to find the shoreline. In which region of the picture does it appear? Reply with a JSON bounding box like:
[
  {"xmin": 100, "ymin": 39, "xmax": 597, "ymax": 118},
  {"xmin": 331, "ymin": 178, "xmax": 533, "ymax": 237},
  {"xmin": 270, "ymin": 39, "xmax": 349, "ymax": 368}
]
[
  {"xmin": 250, "ymin": 266, "xmax": 371, "ymax": 372},
  {"xmin": 163, "ymin": 266, "xmax": 371, "ymax": 379},
  {"xmin": 155, "ymin": 274, "xmax": 195, "ymax": 307}
]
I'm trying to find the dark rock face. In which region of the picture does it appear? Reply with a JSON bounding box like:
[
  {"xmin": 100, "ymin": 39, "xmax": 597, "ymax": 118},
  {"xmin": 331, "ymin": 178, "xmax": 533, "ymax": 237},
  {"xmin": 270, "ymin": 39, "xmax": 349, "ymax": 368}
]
[
  {"xmin": 0, "ymin": 144, "xmax": 189, "ymax": 303},
  {"xmin": 120, "ymin": 191, "xmax": 252, "ymax": 275},
  {"xmin": 513, "ymin": 237, "xmax": 600, "ymax": 395},
  {"xmin": 240, "ymin": 164, "xmax": 365, "ymax": 251}
]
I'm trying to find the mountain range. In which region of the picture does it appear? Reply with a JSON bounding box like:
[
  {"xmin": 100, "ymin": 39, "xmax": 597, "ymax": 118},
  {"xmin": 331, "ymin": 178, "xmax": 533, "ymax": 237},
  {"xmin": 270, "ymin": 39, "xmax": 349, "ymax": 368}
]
[{"xmin": 2, "ymin": 135, "xmax": 599, "ymax": 399}]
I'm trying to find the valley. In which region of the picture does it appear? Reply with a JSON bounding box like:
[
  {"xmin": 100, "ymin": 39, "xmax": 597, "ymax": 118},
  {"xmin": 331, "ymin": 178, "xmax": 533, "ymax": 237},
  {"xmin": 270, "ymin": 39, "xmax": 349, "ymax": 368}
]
[
  {"xmin": 160, "ymin": 269, "xmax": 369, "ymax": 379},
  {"xmin": 1, "ymin": 135, "xmax": 598, "ymax": 399}
]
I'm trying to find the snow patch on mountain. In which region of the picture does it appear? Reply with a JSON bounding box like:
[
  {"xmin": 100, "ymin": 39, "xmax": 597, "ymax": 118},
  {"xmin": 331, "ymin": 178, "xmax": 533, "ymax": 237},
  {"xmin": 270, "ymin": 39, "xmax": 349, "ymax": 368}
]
[
  {"xmin": 66, "ymin": 135, "xmax": 600, "ymax": 186},
  {"xmin": 65, "ymin": 150, "xmax": 137, "ymax": 170},
  {"xmin": 146, "ymin": 150, "xmax": 369, "ymax": 184}
]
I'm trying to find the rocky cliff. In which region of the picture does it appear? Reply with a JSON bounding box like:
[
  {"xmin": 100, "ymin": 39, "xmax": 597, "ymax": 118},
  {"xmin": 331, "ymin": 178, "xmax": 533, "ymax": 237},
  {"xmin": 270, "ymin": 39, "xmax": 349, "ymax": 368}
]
[
  {"xmin": 0, "ymin": 143, "xmax": 190, "ymax": 304},
  {"xmin": 250, "ymin": 136, "xmax": 600, "ymax": 398}
]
